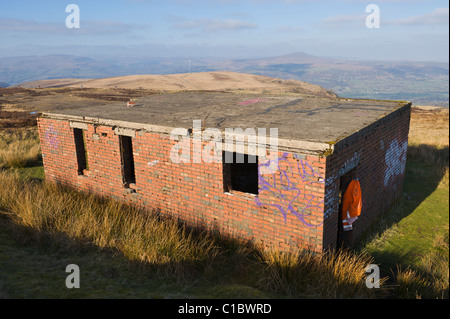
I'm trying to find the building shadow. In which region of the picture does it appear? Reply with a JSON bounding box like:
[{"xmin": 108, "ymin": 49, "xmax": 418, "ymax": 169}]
[{"xmin": 355, "ymin": 143, "xmax": 449, "ymax": 269}]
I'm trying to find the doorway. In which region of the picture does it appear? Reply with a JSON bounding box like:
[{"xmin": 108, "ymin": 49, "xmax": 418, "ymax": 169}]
[{"xmin": 336, "ymin": 167, "xmax": 358, "ymax": 249}]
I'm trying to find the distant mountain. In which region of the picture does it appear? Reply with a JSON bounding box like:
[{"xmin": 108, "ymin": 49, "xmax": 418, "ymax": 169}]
[
  {"xmin": 2, "ymin": 53, "xmax": 448, "ymax": 106},
  {"xmin": 0, "ymin": 82, "xmax": 9, "ymax": 88},
  {"xmin": 223, "ymin": 53, "xmax": 449, "ymax": 107},
  {"xmin": 0, "ymin": 55, "xmax": 124, "ymax": 84}
]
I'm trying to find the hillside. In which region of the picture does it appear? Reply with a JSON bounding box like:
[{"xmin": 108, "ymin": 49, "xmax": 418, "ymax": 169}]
[
  {"xmin": 0, "ymin": 72, "xmax": 337, "ymax": 118},
  {"xmin": 224, "ymin": 53, "xmax": 449, "ymax": 107},
  {"xmin": 18, "ymin": 71, "xmax": 338, "ymax": 98},
  {"xmin": 2, "ymin": 53, "xmax": 447, "ymax": 107}
]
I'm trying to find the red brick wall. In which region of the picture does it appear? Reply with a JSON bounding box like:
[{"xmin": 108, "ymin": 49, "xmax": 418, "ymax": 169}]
[
  {"xmin": 38, "ymin": 103, "xmax": 410, "ymax": 252},
  {"xmin": 322, "ymin": 104, "xmax": 411, "ymax": 250},
  {"xmin": 38, "ymin": 117, "xmax": 327, "ymax": 252}
]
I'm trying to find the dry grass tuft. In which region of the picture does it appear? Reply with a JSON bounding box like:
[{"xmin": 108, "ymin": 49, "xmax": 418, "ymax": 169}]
[
  {"xmin": 394, "ymin": 266, "xmax": 431, "ymax": 299},
  {"xmin": 256, "ymin": 248, "xmax": 384, "ymax": 298},
  {"xmin": 0, "ymin": 128, "xmax": 41, "ymax": 169},
  {"xmin": 0, "ymin": 171, "xmax": 220, "ymax": 279},
  {"xmin": 419, "ymin": 232, "xmax": 449, "ymax": 298},
  {"xmin": 408, "ymin": 107, "xmax": 449, "ymax": 189}
]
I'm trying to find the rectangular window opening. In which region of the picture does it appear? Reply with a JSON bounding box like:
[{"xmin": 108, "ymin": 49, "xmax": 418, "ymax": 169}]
[
  {"xmin": 223, "ymin": 151, "xmax": 258, "ymax": 195},
  {"xmin": 73, "ymin": 128, "xmax": 88, "ymax": 175},
  {"xmin": 119, "ymin": 135, "xmax": 136, "ymax": 187}
]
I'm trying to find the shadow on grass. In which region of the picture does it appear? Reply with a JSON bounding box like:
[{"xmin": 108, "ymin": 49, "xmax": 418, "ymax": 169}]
[
  {"xmin": 358, "ymin": 144, "xmax": 448, "ymax": 248},
  {"xmin": 0, "ymin": 195, "xmax": 271, "ymax": 299},
  {"xmin": 355, "ymin": 144, "xmax": 449, "ymax": 297},
  {"xmin": 0, "ymin": 213, "xmax": 267, "ymax": 299}
]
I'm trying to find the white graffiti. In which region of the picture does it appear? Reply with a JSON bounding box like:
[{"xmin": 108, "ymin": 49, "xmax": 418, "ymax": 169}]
[
  {"xmin": 147, "ymin": 160, "xmax": 159, "ymax": 167},
  {"xmin": 384, "ymin": 139, "xmax": 408, "ymax": 187},
  {"xmin": 338, "ymin": 151, "xmax": 361, "ymax": 176},
  {"xmin": 324, "ymin": 186, "xmax": 338, "ymax": 220}
]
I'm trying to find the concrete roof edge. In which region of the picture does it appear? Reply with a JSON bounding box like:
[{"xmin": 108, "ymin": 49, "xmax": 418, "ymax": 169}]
[
  {"xmin": 275, "ymin": 138, "xmax": 333, "ymax": 154},
  {"xmin": 332, "ymin": 101, "xmax": 412, "ymax": 152},
  {"xmin": 40, "ymin": 112, "xmax": 333, "ymax": 155}
]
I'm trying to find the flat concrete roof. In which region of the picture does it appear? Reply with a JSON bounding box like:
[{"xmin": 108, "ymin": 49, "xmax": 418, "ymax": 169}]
[{"xmin": 42, "ymin": 92, "xmax": 410, "ymax": 154}]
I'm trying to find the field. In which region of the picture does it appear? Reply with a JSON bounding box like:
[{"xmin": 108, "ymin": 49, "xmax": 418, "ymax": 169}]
[{"xmin": 0, "ymin": 86, "xmax": 448, "ymax": 299}]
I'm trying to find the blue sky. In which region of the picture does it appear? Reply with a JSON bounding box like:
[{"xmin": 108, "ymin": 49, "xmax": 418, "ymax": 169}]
[{"xmin": 0, "ymin": 0, "xmax": 448, "ymax": 61}]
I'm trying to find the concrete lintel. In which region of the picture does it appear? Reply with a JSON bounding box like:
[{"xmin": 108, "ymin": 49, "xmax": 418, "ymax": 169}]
[
  {"xmin": 114, "ymin": 127, "xmax": 136, "ymax": 138},
  {"xmin": 69, "ymin": 121, "xmax": 88, "ymax": 130}
]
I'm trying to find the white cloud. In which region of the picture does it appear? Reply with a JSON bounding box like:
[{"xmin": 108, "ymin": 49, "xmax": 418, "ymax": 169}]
[
  {"xmin": 389, "ymin": 7, "xmax": 449, "ymax": 26},
  {"xmin": 275, "ymin": 25, "xmax": 304, "ymax": 32},
  {"xmin": 0, "ymin": 19, "xmax": 60, "ymax": 33},
  {"xmin": 171, "ymin": 18, "xmax": 257, "ymax": 32},
  {"xmin": 0, "ymin": 19, "xmax": 147, "ymax": 35},
  {"xmin": 320, "ymin": 7, "xmax": 449, "ymax": 29},
  {"xmin": 320, "ymin": 14, "xmax": 366, "ymax": 29}
]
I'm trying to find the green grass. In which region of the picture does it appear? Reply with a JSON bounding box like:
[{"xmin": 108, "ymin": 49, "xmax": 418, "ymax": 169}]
[
  {"xmin": 9, "ymin": 159, "xmax": 45, "ymax": 181},
  {"xmin": 0, "ymin": 221, "xmax": 210, "ymax": 299},
  {"xmin": 363, "ymin": 165, "xmax": 448, "ymax": 268},
  {"xmin": 0, "ymin": 217, "xmax": 276, "ymax": 299},
  {"xmin": 359, "ymin": 144, "xmax": 449, "ymax": 298}
]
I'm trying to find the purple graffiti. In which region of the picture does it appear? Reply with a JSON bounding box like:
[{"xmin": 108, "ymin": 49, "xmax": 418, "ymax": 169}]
[
  {"xmin": 255, "ymin": 153, "xmax": 325, "ymax": 228},
  {"xmin": 45, "ymin": 124, "xmax": 59, "ymax": 149}
]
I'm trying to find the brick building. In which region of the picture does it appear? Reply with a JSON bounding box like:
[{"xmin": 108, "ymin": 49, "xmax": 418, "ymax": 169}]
[{"xmin": 38, "ymin": 92, "xmax": 411, "ymax": 252}]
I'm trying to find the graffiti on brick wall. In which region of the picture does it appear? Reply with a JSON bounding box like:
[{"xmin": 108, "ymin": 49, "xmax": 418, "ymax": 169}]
[
  {"xmin": 323, "ymin": 150, "xmax": 361, "ymax": 220},
  {"xmin": 338, "ymin": 151, "xmax": 361, "ymax": 176},
  {"xmin": 323, "ymin": 186, "xmax": 337, "ymax": 220},
  {"xmin": 44, "ymin": 124, "xmax": 59, "ymax": 149},
  {"xmin": 384, "ymin": 139, "xmax": 408, "ymax": 187},
  {"xmin": 147, "ymin": 160, "xmax": 159, "ymax": 167},
  {"xmin": 255, "ymin": 152, "xmax": 325, "ymax": 228}
]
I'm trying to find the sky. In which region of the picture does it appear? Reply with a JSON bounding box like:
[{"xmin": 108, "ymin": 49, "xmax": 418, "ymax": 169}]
[{"xmin": 0, "ymin": 0, "xmax": 448, "ymax": 62}]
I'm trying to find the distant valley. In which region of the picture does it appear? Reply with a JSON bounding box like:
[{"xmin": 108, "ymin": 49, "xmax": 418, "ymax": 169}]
[{"xmin": 0, "ymin": 52, "xmax": 448, "ymax": 107}]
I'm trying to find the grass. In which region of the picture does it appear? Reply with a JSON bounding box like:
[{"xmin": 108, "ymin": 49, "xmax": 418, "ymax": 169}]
[
  {"xmin": 0, "ymin": 128, "xmax": 41, "ymax": 170},
  {"xmin": 0, "ymin": 221, "xmax": 202, "ymax": 299},
  {"xmin": 255, "ymin": 248, "xmax": 381, "ymax": 298},
  {"xmin": 392, "ymin": 230, "xmax": 448, "ymax": 299},
  {"xmin": 0, "ymin": 107, "xmax": 448, "ymax": 299},
  {"xmin": 0, "ymin": 171, "xmax": 220, "ymax": 279},
  {"xmin": 359, "ymin": 107, "xmax": 449, "ymax": 299},
  {"xmin": 0, "ymin": 170, "xmax": 378, "ymax": 299}
]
